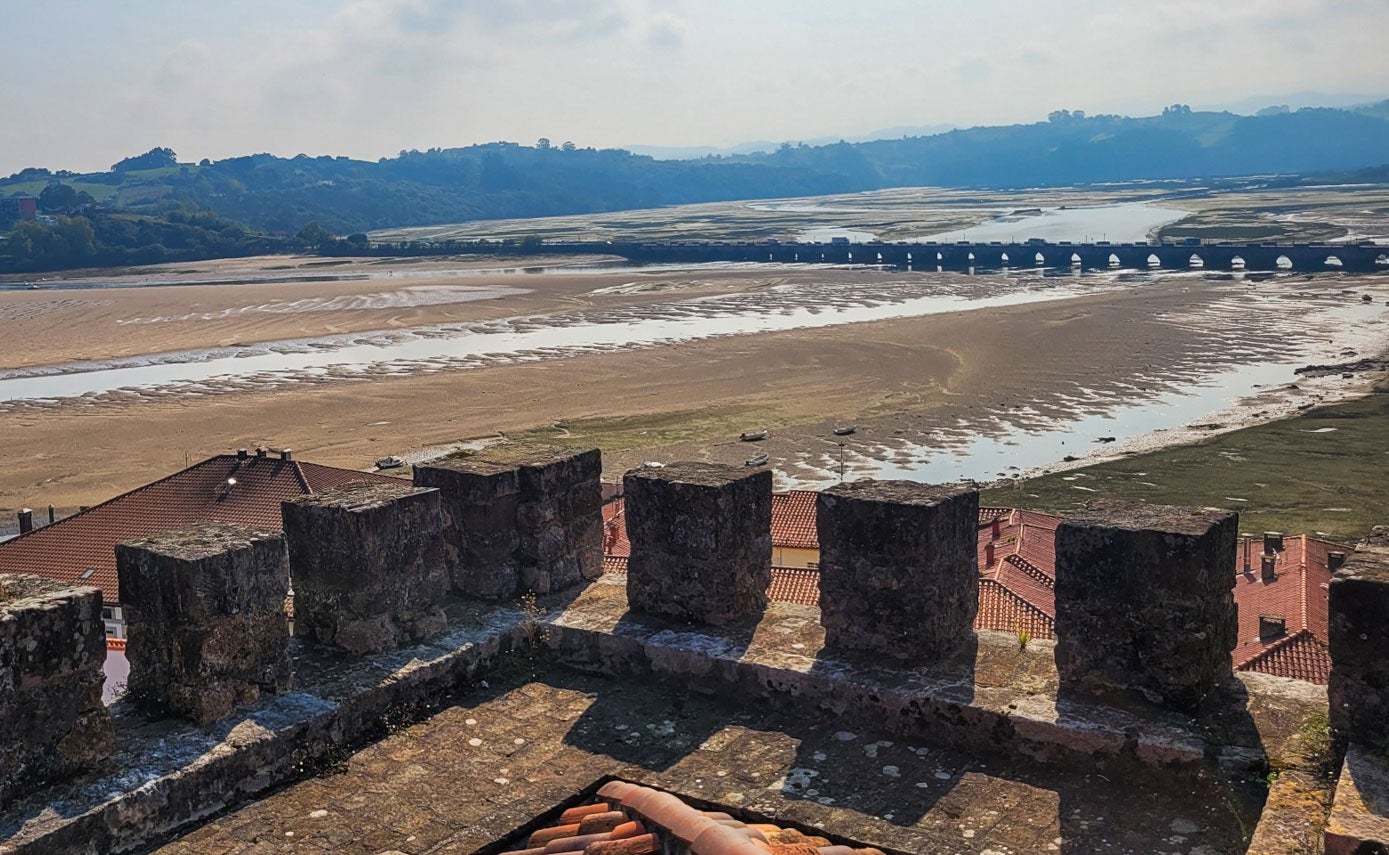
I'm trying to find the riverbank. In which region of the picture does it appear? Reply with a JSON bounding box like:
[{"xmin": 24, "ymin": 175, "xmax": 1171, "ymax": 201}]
[
  {"xmin": 3, "ymin": 267, "xmax": 1384, "ymax": 519},
  {"xmin": 981, "ymin": 379, "xmax": 1389, "ymax": 542}
]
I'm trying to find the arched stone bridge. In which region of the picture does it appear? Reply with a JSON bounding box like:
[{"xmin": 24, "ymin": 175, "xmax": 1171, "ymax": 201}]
[{"xmin": 566, "ymin": 239, "xmax": 1389, "ymax": 272}]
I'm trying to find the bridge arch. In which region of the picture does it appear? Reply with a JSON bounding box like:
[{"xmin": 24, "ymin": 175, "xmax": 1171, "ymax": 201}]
[
  {"xmin": 1108, "ymin": 253, "xmax": 1120, "ymax": 267},
  {"xmin": 1325, "ymin": 255, "xmax": 1343, "ymax": 267},
  {"xmin": 1276, "ymin": 255, "xmax": 1293, "ymax": 269},
  {"xmin": 1147, "ymin": 253, "xmax": 1161, "ymax": 268},
  {"xmin": 1189, "ymin": 254, "xmax": 1204, "ymax": 268},
  {"xmin": 1070, "ymin": 253, "xmax": 1082, "ymax": 265},
  {"xmin": 1000, "ymin": 252, "xmax": 1010, "ymax": 263},
  {"xmin": 1377, "ymin": 253, "xmax": 1389, "ymax": 266},
  {"xmin": 1035, "ymin": 252, "xmax": 1045, "ymax": 265},
  {"xmin": 1231, "ymin": 255, "xmax": 1245, "ymax": 269}
]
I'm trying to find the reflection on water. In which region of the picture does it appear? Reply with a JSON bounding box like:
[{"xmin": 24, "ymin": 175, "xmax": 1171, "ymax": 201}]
[{"xmin": 803, "ymin": 360, "xmax": 1300, "ymax": 489}]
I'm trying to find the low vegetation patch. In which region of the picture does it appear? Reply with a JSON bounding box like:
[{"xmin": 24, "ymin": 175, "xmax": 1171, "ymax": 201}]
[{"xmin": 983, "ymin": 385, "xmax": 1389, "ymax": 542}]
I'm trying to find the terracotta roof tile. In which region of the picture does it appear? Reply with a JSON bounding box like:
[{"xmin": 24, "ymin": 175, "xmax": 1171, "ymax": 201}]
[
  {"xmin": 499, "ymin": 781, "xmax": 885, "ymax": 855},
  {"xmin": 602, "ymin": 500, "xmax": 631, "ymax": 558},
  {"xmin": 0, "ymin": 454, "xmax": 398, "ymax": 604},
  {"xmin": 976, "ymin": 579, "xmax": 1055, "ymax": 640},
  {"xmin": 603, "ymin": 491, "xmax": 820, "ymax": 560},
  {"xmin": 767, "ymin": 567, "xmax": 820, "ymax": 607},
  {"xmin": 1237, "ymin": 629, "xmax": 1331, "ymax": 684},
  {"xmin": 769, "ymin": 491, "xmax": 818, "ymax": 550}
]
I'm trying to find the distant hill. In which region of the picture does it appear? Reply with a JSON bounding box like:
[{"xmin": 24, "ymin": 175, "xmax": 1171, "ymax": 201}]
[
  {"xmin": 5, "ymin": 102, "xmax": 1389, "ymax": 239},
  {"xmin": 625, "ymin": 124, "xmax": 958, "ymax": 160}
]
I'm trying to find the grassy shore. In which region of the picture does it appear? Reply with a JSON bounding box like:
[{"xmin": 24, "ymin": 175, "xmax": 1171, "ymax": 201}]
[{"xmin": 980, "ymin": 380, "xmax": 1389, "ymax": 543}]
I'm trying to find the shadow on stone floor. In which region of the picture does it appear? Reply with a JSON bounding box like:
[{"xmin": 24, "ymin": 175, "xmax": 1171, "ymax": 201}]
[
  {"xmin": 558, "ymin": 608, "xmax": 761, "ymax": 772},
  {"xmin": 1050, "ymin": 674, "xmax": 1266, "ymax": 855}
]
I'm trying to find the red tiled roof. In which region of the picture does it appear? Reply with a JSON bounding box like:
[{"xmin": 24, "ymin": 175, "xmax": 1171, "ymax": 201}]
[
  {"xmin": 0, "ymin": 454, "xmax": 398, "ymax": 603},
  {"xmin": 976, "ymin": 509, "xmax": 1059, "ymax": 637},
  {"xmin": 1231, "ymin": 533, "xmax": 1344, "ymax": 683},
  {"xmin": 498, "ymin": 781, "xmax": 885, "ymax": 854},
  {"xmin": 602, "ymin": 500, "xmax": 631, "ymax": 558},
  {"xmin": 1238, "ymin": 629, "xmax": 1331, "ymax": 684},
  {"xmin": 603, "ymin": 491, "xmax": 820, "ymax": 558},
  {"xmin": 767, "ymin": 566, "xmax": 820, "ymax": 607},
  {"xmin": 977, "ymin": 579, "xmax": 1055, "ymax": 640},
  {"xmin": 769, "ymin": 490, "xmax": 818, "ymax": 550}
]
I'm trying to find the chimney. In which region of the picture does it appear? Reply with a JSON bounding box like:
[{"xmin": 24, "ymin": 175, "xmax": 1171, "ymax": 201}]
[
  {"xmin": 991, "ymin": 517, "xmax": 1001, "ymax": 539},
  {"xmin": 256, "ymin": 447, "xmax": 268, "ymax": 458},
  {"xmin": 47, "ymin": 505, "xmax": 55, "ymax": 525},
  {"xmin": 17, "ymin": 508, "xmax": 33, "ymax": 534},
  {"xmin": 1328, "ymin": 551, "xmax": 1348, "ymax": 571},
  {"xmin": 1261, "ymin": 553, "xmax": 1277, "ymax": 582},
  {"xmin": 985, "ymin": 542, "xmax": 995, "ymax": 566},
  {"xmin": 237, "ymin": 448, "xmax": 249, "ymax": 459},
  {"xmin": 1242, "ymin": 536, "xmax": 1252, "ymax": 573},
  {"xmin": 280, "ymin": 448, "xmax": 293, "ymax": 461},
  {"xmin": 1263, "ymin": 531, "xmax": 1284, "ymax": 555}
]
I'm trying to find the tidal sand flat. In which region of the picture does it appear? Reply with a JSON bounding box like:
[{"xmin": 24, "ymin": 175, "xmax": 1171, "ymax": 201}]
[{"xmin": 0, "ymin": 253, "xmax": 1384, "ymax": 516}]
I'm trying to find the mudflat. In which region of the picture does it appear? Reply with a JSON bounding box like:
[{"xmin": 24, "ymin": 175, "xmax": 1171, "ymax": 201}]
[{"xmin": 1, "ymin": 255, "xmax": 1385, "ymax": 518}]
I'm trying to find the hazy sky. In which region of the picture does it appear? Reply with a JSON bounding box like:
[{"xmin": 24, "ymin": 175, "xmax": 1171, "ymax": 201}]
[{"xmin": 3, "ymin": 0, "xmax": 1386, "ymax": 174}]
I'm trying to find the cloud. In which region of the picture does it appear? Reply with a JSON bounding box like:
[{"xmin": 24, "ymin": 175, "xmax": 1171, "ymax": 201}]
[{"xmin": 1, "ymin": 0, "xmax": 1386, "ymax": 173}]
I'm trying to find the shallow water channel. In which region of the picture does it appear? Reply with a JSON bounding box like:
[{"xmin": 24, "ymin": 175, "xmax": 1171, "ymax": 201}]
[{"xmin": 0, "ymin": 278, "xmax": 1109, "ymax": 404}]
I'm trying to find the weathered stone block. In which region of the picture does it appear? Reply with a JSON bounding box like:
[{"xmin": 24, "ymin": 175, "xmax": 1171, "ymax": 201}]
[
  {"xmin": 0, "ymin": 574, "xmax": 113, "ymax": 806},
  {"xmin": 116, "ymin": 523, "xmax": 292, "ymax": 724},
  {"xmin": 1054, "ymin": 500, "xmax": 1238, "ymax": 711},
  {"xmin": 282, "ymin": 482, "xmax": 448, "ymax": 653},
  {"xmin": 1328, "ymin": 549, "xmax": 1389, "ymax": 750},
  {"xmin": 623, "ymin": 461, "xmax": 772, "ymax": 624},
  {"xmin": 816, "ymin": 480, "xmax": 979, "ymax": 661},
  {"xmin": 1325, "ymin": 743, "xmax": 1389, "ymax": 855},
  {"xmin": 414, "ymin": 446, "xmax": 602, "ymax": 599}
]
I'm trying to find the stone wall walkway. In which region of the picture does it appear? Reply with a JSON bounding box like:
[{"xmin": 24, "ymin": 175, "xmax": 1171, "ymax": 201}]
[{"xmin": 151, "ymin": 666, "xmax": 1251, "ymax": 855}]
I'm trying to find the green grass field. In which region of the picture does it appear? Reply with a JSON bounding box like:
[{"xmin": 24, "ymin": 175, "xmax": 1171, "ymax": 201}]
[
  {"xmin": 980, "ymin": 383, "xmax": 1389, "ymax": 543},
  {"xmin": 0, "ymin": 180, "xmax": 121, "ymax": 201}
]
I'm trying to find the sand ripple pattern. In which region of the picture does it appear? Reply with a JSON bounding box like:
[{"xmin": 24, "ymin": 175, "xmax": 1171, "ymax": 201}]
[{"xmin": 116, "ymin": 284, "xmax": 532, "ymax": 324}]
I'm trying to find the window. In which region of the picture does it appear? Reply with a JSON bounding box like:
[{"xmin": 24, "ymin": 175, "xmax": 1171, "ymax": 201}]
[{"xmin": 1258, "ymin": 615, "xmax": 1286, "ymax": 641}]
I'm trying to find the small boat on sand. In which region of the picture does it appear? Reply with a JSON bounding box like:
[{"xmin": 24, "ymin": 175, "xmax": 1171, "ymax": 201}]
[
  {"xmin": 832, "ymin": 424, "xmax": 857, "ymax": 436},
  {"xmin": 375, "ymin": 456, "xmax": 406, "ymax": 470},
  {"xmin": 745, "ymin": 452, "xmax": 769, "ymax": 467},
  {"xmin": 739, "ymin": 430, "xmax": 768, "ymax": 442}
]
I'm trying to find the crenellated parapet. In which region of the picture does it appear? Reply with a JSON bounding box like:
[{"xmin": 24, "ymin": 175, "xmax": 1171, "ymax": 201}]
[
  {"xmin": 1053, "ymin": 500, "xmax": 1240, "ymax": 711},
  {"xmin": 413, "ymin": 446, "xmax": 603, "ymax": 599},
  {"xmin": 623, "ymin": 461, "xmax": 772, "ymax": 625},
  {"xmin": 0, "ymin": 573, "xmax": 113, "ymax": 806},
  {"xmin": 282, "ymin": 481, "xmax": 451, "ymax": 654},
  {"xmin": 816, "ymin": 480, "xmax": 979, "ymax": 662},
  {"xmin": 116, "ymin": 523, "xmax": 293, "ymax": 724},
  {"xmin": 7, "ymin": 445, "xmax": 1389, "ymax": 852}
]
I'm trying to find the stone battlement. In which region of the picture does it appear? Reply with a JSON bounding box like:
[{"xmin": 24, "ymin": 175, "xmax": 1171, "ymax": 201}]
[{"xmin": 1, "ymin": 447, "xmax": 1386, "ymax": 853}]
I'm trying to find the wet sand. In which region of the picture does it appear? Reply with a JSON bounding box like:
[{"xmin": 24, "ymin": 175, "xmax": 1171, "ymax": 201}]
[
  {"xmin": 0, "ymin": 254, "xmax": 771, "ymax": 371},
  {"xmin": 2, "ymin": 258, "xmax": 1385, "ymax": 516}
]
